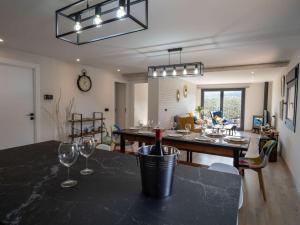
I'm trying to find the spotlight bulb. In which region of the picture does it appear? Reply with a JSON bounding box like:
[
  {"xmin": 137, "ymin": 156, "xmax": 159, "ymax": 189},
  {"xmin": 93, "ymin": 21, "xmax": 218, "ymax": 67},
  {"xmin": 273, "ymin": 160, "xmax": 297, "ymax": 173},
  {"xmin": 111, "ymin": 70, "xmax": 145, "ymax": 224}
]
[
  {"xmin": 153, "ymin": 70, "xmax": 157, "ymax": 77},
  {"xmin": 117, "ymin": 6, "xmax": 126, "ymax": 18},
  {"xmin": 173, "ymin": 68, "xmax": 177, "ymax": 76},
  {"xmin": 163, "ymin": 69, "xmax": 167, "ymax": 77},
  {"xmin": 74, "ymin": 22, "xmax": 81, "ymax": 32},
  {"xmin": 183, "ymin": 67, "xmax": 187, "ymax": 75},
  {"xmin": 93, "ymin": 15, "xmax": 102, "ymax": 27}
]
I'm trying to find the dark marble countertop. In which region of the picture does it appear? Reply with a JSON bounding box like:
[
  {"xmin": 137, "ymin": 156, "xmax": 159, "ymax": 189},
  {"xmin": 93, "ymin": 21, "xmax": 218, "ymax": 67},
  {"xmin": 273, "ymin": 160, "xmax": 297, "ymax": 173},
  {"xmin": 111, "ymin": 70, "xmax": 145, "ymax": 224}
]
[{"xmin": 0, "ymin": 141, "xmax": 241, "ymax": 225}]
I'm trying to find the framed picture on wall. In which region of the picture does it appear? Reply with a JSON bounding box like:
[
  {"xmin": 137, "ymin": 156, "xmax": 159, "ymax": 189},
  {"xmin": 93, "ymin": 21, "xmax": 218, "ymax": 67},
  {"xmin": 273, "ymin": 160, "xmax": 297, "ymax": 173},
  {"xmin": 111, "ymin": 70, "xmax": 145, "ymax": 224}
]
[
  {"xmin": 281, "ymin": 75, "xmax": 285, "ymax": 97},
  {"xmin": 279, "ymin": 100, "xmax": 284, "ymax": 120},
  {"xmin": 285, "ymin": 64, "xmax": 298, "ymax": 132}
]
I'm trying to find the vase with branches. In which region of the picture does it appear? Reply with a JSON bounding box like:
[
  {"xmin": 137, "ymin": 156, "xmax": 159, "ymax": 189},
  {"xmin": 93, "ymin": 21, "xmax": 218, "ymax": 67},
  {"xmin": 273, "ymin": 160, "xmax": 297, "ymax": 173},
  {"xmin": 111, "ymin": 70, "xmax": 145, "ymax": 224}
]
[{"xmin": 43, "ymin": 89, "xmax": 75, "ymax": 142}]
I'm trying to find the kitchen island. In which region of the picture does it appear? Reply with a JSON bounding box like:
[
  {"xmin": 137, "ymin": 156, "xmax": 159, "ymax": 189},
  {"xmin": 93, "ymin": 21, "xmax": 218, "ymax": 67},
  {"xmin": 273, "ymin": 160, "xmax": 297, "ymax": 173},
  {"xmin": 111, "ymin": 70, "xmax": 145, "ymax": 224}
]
[{"xmin": 0, "ymin": 141, "xmax": 241, "ymax": 225}]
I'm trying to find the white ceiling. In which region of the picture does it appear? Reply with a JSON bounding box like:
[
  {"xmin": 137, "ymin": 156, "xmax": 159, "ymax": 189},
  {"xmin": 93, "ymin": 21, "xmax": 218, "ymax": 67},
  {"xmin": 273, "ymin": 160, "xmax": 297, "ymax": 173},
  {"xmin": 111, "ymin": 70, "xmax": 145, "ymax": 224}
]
[
  {"xmin": 1, "ymin": 0, "xmax": 300, "ymax": 75},
  {"xmin": 183, "ymin": 67, "xmax": 286, "ymax": 85}
]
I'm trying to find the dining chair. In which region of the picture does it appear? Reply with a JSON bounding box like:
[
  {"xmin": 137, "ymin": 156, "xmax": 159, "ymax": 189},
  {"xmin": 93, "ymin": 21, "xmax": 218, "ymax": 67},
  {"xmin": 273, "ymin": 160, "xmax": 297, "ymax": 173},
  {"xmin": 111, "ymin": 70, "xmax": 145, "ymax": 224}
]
[
  {"xmin": 239, "ymin": 140, "xmax": 277, "ymax": 201},
  {"xmin": 208, "ymin": 163, "xmax": 243, "ymax": 209},
  {"xmin": 209, "ymin": 163, "xmax": 243, "ymax": 225}
]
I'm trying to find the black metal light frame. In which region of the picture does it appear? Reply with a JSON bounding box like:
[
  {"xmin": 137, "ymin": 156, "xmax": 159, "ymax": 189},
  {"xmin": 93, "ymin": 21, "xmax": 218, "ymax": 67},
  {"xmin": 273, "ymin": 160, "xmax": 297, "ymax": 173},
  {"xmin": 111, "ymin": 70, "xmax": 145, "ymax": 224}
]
[
  {"xmin": 56, "ymin": 0, "xmax": 148, "ymax": 45},
  {"xmin": 148, "ymin": 48, "xmax": 204, "ymax": 78}
]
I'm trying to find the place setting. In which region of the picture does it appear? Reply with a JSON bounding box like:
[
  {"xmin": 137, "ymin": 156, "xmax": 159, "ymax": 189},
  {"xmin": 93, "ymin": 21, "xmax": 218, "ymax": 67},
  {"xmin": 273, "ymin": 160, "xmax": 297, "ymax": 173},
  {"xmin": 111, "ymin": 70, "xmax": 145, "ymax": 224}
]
[
  {"xmin": 194, "ymin": 135, "xmax": 217, "ymax": 143},
  {"xmin": 223, "ymin": 136, "xmax": 249, "ymax": 145},
  {"xmin": 167, "ymin": 133, "xmax": 183, "ymax": 138},
  {"xmin": 204, "ymin": 129, "xmax": 226, "ymax": 138}
]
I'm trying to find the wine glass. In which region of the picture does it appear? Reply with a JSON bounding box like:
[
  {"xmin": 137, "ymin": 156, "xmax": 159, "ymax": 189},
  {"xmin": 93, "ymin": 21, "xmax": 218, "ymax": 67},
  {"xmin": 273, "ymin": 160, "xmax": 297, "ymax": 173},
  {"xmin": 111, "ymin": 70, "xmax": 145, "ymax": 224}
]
[
  {"xmin": 171, "ymin": 121, "xmax": 177, "ymax": 130},
  {"xmin": 220, "ymin": 128, "xmax": 226, "ymax": 136},
  {"xmin": 58, "ymin": 142, "xmax": 79, "ymax": 188},
  {"xmin": 78, "ymin": 136, "xmax": 96, "ymax": 175},
  {"xmin": 150, "ymin": 120, "xmax": 154, "ymax": 128},
  {"xmin": 138, "ymin": 120, "xmax": 143, "ymax": 128}
]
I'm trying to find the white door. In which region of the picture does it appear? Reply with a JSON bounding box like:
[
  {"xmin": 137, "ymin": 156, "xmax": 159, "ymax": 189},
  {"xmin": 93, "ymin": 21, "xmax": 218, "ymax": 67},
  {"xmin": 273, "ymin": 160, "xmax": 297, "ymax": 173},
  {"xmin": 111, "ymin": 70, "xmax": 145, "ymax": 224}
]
[
  {"xmin": 0, "ymin": 64, "xmax": 35, "ymax": 150},
  {"xmin": 115, "ymin": 82, "xmax": 126, "ymax": 128}
]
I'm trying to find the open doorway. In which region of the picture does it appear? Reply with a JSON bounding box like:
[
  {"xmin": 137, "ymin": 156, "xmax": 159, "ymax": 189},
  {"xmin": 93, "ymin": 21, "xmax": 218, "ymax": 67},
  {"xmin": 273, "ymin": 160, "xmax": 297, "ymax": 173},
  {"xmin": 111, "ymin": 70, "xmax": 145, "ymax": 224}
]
[
  {"xmin": 134, "ymin": 83, "xmax": 148, "ymax": 126},
  {"xmin": 115, "ymin": 82, "xmax": 127, "ymax": 129}
]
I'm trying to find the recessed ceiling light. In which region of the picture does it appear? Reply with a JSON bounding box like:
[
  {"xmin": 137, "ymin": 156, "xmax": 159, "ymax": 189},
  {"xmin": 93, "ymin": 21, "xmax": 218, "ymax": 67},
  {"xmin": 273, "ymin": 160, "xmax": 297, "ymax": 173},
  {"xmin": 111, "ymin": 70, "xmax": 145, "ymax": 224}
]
[
  {"xmin": 0, "ymin": 38, "xmax": 4, "ymax": 43},
  {"xmin": 117, "ymin": 69, "xmax": 121, "ymax": 72},
  {"xmin": 76, "ymin": 58, "xmax": 80, "ymax": 62},
  {"xmin": 251, "ymin": 71, "xmax": 255, "ymax": 74}
]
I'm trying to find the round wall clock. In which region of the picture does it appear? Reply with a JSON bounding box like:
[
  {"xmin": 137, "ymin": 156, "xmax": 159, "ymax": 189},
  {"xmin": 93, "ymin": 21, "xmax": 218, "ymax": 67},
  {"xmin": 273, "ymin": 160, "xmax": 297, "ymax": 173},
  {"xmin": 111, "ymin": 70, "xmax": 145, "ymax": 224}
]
[{"xmin": 77, "ymin": 69, "xmax": 92, "ymax": 92}]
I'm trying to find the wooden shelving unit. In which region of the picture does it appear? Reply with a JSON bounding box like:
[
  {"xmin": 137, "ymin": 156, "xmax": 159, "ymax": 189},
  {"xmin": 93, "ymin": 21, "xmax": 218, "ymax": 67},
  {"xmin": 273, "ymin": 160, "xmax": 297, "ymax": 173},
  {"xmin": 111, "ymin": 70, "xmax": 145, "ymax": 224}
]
[{"xmin": 69, "ymin": 112, "xmax": 105, "ymax": 142}]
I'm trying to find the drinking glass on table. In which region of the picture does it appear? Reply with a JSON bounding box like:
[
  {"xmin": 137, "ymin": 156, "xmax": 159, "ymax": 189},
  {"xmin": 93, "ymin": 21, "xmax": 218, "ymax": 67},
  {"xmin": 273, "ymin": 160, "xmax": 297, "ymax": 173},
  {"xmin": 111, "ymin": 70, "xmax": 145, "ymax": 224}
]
[
  {"xmin": 78, "ymin": 136, "xmax": 96, "ymax": 175},
  {"xmin": 184, "ymin": 123, "xmax": 192, "ymax": 138},
  {"xmin": 220, "ymin": 128, "xmax": 226, "ymax": 136},
  {"xmin": 58, "ymin": 142, "xmax": 79, "ymax": 188},
  {"xmin": 138, "ymin": 120, "xmax": 143, "ymax": 128},
  {"xmin": 185, "ymin": 123, "xmax": 192, "ymax": 133}
]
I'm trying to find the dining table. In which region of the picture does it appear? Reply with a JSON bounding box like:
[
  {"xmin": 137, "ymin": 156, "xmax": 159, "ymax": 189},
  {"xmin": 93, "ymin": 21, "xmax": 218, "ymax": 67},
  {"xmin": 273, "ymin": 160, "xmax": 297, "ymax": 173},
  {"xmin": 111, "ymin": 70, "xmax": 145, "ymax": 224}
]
[
  {"xmin": 0, "ymin": 141, "xmax": 241, "ymax": 225},
  {"xmin": 114, "ymin": 129, "xmax": 251, "ymax": 168}
]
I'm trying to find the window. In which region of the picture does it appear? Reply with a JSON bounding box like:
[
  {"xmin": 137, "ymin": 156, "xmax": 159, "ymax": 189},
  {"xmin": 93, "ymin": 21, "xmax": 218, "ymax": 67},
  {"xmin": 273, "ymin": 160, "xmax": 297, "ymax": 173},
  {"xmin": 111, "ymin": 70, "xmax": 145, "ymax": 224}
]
[{"xmin": 201, "ymin": 89, "xmax": 245, "ymax": 130}]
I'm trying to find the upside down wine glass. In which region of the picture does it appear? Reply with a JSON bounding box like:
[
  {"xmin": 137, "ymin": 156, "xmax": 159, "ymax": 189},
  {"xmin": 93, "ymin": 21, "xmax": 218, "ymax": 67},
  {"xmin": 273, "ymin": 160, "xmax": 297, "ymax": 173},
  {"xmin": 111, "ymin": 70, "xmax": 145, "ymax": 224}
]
[
  {"xmin": 79, "ymin": 136, "xmax": 96, "ymax": 175},
  {"xmin": 58, "ymin": 142, "xmax": 79, "ymax": 188}
]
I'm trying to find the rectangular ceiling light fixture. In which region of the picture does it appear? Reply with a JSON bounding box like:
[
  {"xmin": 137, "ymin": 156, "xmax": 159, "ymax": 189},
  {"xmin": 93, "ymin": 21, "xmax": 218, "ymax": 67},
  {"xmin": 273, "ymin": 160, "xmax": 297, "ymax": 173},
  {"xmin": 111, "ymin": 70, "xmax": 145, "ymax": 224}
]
[
  {"xmin": 148, "ymin": 48, "xmax": 204, "ymax": 78},
  {"xmin": 56, "ymin": 0, "xmax": 148, "ymax": 45}
]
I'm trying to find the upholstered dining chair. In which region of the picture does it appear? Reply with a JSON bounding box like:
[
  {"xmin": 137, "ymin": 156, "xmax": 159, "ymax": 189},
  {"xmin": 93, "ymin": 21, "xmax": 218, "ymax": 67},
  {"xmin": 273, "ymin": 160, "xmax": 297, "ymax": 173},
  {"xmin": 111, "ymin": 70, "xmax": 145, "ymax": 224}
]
[{"xmin": 239, "ymin": 140, "xmax": 277, "ymax": 201}]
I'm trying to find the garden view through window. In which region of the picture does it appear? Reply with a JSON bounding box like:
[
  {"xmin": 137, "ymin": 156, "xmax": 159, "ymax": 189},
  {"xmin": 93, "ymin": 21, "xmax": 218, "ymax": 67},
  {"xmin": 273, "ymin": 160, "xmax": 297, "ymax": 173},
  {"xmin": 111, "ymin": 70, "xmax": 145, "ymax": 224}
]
[{"xmin": 202, "ymin": 89, "xmax": 245, "ymax": 130}]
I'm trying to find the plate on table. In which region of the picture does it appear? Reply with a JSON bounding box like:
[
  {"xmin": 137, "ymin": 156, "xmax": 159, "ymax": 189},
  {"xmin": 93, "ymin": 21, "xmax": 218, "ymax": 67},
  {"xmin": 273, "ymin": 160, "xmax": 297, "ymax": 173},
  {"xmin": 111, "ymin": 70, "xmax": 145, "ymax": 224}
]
[
  {"xmin": 177, "ymin": 130, "xmax": 190, "ymax": 134},
  {"xmin": 205, "ymin": 132, "xmax": 225, "ymax": 138},
  {"xmin": 224, "ymin": 136, "xmax": 248, "ymax": 144},
  {"xmin": 137, "ymin": 130, "xmax": 154, "ymax": 135},
  {"xmin": 168, "ymin": 133, "xmax": 183, "ymax": 138},
  {"xmin": 195, "ymin": 136, "xmax": 216, "ymax": 143},
  {"xmin": 129, "ymin": 127, "xmax": 140, "ymax": 130}
]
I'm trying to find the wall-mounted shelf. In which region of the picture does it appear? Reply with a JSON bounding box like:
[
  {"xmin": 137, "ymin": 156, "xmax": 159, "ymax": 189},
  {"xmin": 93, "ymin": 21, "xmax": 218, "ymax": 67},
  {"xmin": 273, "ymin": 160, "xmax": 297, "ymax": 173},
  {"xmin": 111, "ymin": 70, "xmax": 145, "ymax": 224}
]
[
  {"xmin": 69, "ymin": 131, "xmax": 103, "ymax": 139},
  {"xmin": 68, "ymin": 118, "xmax": 105, "ymax": 123},
  {"xmin": 69, "ymin": 112, "xmax": 105, "ymax": 142}
]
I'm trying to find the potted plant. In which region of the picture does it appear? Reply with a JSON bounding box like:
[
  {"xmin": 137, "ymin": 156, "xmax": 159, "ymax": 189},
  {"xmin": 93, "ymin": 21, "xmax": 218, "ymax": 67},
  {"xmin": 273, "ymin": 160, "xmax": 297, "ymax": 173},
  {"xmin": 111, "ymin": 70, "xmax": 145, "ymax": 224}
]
[{"xmin": 195, "ymin": 106, "xmax": 204, "ymax": 119}]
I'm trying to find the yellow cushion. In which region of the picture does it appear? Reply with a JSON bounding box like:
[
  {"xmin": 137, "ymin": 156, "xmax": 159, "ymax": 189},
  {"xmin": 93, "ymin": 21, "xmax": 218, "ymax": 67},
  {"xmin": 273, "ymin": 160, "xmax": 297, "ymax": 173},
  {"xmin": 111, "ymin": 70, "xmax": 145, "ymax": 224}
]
[
  {"xmin": 214, "ymin": 115, "xmax": 224, "ymax": 124},
  {"xmin": 177, "ymin": 116, "xmax": 195, "ymax": 130},
  {"xmin": 187, "ymin": 112, "xmax": 194, "ymax": 117}
]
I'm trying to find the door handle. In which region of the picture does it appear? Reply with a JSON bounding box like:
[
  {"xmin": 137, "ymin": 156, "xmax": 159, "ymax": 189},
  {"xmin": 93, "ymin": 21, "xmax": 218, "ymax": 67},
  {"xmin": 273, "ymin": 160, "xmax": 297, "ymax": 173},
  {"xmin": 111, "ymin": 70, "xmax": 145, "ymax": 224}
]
[{"xmin": 26, "ymin": 113, "xmax": 35, "ymax": 120}]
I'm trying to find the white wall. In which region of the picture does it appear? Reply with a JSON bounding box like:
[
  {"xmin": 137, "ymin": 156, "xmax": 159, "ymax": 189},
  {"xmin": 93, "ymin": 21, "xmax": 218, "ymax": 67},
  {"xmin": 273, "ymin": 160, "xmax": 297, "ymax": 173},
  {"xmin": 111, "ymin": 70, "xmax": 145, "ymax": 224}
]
[
  {"xmin": 244, "ymin": 83, "xmax": 265, "ymax": 130},
  {"xmin": 148, "ymin": 78, "xmax": 159, "ymax": 124},
  {"xmin": 134, "ymin": 83, "xmax": 148, "ymax": 126},
  {"xmin": 148, "ymin": 78, "xmax": 197, "ymax": 129},
  {"xmin": 198, "ymin": 83, "xmax": 266, "ymax": 131},
  {"xmin": 273, "ymin": 48, "xmax": 300, "ymax": 192},
  {"xmin": 0, "ymin": 47, "xmax": 127, "ymax": 142},
  {"xmin": 126, "ymin": 75, "xmax": 149, "ymax": 127}
]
